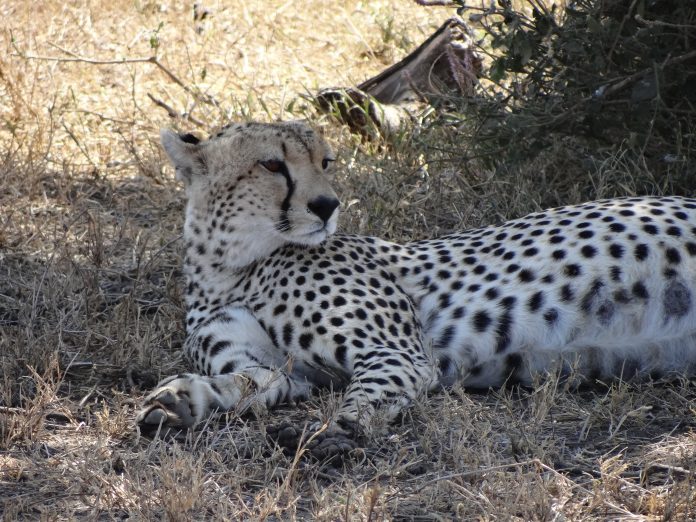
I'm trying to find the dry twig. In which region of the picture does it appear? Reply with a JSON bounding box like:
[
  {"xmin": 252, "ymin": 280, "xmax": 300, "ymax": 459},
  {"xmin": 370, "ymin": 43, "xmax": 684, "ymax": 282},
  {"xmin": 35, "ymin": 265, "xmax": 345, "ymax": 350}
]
[{"xmin": 14, "ymin": 44, "xmax": 220, "ymax": 109}]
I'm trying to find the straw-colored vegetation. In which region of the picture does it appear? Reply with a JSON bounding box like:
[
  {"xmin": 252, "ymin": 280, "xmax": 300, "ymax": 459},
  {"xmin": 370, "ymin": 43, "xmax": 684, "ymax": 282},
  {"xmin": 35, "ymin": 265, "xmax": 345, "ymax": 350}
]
[{"xmin": 1, "ymin": 0, "xmax": 695, "ymax": 519}]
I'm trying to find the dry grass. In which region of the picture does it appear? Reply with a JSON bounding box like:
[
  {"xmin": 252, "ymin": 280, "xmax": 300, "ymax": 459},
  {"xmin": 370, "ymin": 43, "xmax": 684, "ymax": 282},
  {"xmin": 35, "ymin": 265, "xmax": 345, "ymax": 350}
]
[{"xmin": 1, "ymin": 0, "xmax": 696, "ymax": 519}]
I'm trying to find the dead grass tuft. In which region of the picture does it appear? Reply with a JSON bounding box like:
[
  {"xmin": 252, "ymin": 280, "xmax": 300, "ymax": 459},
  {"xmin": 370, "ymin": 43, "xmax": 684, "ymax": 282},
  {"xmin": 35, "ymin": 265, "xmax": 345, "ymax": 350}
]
[{"xmin": 1, "ymin": 0, "xmax": 695, "ymax": 519}]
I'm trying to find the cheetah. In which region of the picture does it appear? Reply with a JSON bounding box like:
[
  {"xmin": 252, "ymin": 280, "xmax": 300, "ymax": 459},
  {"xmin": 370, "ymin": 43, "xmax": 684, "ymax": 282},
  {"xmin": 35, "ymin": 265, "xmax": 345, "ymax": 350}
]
[{"xmin": 137, "ymin": 120, "xmax": 696, "ymax": 452}]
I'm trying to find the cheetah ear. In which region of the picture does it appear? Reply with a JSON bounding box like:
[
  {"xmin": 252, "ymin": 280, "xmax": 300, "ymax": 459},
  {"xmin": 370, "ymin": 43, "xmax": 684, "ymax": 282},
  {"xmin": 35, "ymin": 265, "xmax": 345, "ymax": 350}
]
[{"xmin": 160, "ymin": 129, "xmax": 206, "ymax": 184}]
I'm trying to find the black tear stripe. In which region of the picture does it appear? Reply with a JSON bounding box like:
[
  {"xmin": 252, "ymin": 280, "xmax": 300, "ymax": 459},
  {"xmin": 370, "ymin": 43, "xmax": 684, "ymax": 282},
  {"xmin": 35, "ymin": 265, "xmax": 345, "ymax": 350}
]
[
  {"xmin": 275, "ymin": 127, "xmax": 316, "ymax": 232},
  {"xmin": 276, "ymin": 160, "xmax": 295, "ymax": 233}
]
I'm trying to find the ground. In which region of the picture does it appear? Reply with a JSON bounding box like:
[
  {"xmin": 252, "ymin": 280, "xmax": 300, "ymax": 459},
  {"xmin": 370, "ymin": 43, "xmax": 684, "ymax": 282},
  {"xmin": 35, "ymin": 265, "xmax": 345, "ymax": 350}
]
[{"xmin": 1, "ymin": 0, "xmax": 695, "ymax": 519}]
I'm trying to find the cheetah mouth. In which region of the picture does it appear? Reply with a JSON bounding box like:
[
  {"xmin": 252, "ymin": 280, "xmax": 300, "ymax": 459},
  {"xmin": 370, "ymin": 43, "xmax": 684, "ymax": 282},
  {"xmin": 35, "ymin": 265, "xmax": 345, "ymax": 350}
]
[
  {"xmin": 311, "ymin": 225, "xmax": 329, "ymax": 234},
  {"xmin": 296, "ymin": 222, "xmax": 336, "ymax": 243},
  {"xmin": 306, "ymin": 227, "xmax": 330, "ymax": 239}
]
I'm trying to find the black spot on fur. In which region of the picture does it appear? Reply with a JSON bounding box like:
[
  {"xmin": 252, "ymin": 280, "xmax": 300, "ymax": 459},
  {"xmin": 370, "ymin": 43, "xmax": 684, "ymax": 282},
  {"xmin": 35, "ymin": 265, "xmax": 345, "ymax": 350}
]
[
  {"xmin": 564, "ymin": 264, "xmax": 581, "ymax": 277},
  {"xmin": 472, "ymin": 310, "xmax": 492, "ymax": 332},
  {"xmin": 596, "ymin": 301, "xmax": 614, "ymax": 325},
  {"xmin": 581, "ymin": 245, "xmax": 597, "ymax": 258},
  {"xmin": 299, "ymin": 333, "xmax": 313, "ymax": 350},
  {"xmin": 335, "ymin": 345, "xmax": 347, "ymax": 366},
  {"xmin": 543, "ymin": 308, "xmax": 558, "ymax": 324},
  {"xmin": 610, "ymin": 266, "xmax": 622, "ymax": 282},
  {"xmin": 560, "ymin": 284, "xmax": 574, "ymax": 302},
  {"xmin": 609, "ymin": 244, "xmax": 624, "ymax": 258},
  {"xmin": 504, "ymin": 353, "xmax": 523, "ymax": 382},
  {"xmin": 495, "ymin": 310, "xmax": 513, "ymax": 353},
  {"xmin": 581, "ymin": 279, "xmax": 604, "ymax": 314},
  {"xmin": 528, "ymin": 291, "xmax": 544, "ymax": 312},
  {"xmin": 634, "ymin": 244, "xmax": 649, "ymax": 261},
  {"xmin": 518, "ymin": 269, "xmax": 535, "ymax": 282},
  {"xmin": 201, "ymin": 335, "xmax": 212, "ymax": 354},
  {"xmin": 390, "ymin": 375, "xmax": 405, "ymax": 387},
  {"xmin": 614, "ymin": 289, "xmax": 630, "ymax": 303},
  {"xmin": 436, "ymin": 325, "xmax": 457, "ymax": 349},
  {"xmin": 282, "ymin": 323, "xmax": 294, "ymax": 345},
  {"xmin": 220, "ymin": 362, "xmax": 236, "ymax": 374},
  {"xmin": 438, "ymin": 356, "xmax": 451, "ymax": 374},
  {"xmin": 666, "ymin": 226, "xmax": 681, "ymax": 237},
  {"xmin": 632, "ymin": 281, "xmax": 649, "ymax": 299},
  {"xmin": 665, "ymin": 247, "xmax": 681, "ymax": 264},
  {"xmin": 664, "ymin": 281, "xmax": 691, "ymax": 318},
  {"xmin": 500, "ymin": 296, "xmax": 517, "ymax": 309},
  {"xmin": 209, "ymin": 340, "xmax": 231, "ymax": 357}
]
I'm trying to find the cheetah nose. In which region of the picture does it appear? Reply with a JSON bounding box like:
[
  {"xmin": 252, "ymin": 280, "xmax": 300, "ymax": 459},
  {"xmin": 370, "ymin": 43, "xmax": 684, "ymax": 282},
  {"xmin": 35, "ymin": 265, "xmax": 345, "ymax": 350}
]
[{"xmin": 307, "ymin": 196, "xmax": 340, "ymax": 224}]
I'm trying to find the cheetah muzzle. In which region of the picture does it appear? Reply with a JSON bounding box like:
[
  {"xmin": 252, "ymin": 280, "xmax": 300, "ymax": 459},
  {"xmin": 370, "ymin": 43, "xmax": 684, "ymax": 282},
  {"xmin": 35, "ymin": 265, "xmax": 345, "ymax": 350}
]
[{"xmin": 137, "ymin": 120, "xmax": 696, "ymax": 460}]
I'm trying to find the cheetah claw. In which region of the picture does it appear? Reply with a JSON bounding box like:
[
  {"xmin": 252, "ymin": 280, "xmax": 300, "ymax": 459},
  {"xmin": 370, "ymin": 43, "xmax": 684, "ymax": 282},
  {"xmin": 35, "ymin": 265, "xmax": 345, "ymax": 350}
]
[{"xmin": 136, "ymin": 389, "xmax": 196, "ymax": 437}]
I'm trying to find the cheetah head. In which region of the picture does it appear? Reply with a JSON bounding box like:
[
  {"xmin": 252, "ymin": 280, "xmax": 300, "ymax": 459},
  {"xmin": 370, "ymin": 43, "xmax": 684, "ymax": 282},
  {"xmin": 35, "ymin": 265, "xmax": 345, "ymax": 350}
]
[{"xmin": 161, "ymin": 121, "xmax": 340, "ymax": 269}]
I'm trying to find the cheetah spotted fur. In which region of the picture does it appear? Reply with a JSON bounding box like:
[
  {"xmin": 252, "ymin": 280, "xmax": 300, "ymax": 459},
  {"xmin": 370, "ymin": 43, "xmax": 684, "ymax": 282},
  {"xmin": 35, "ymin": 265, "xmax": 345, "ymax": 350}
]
[{"xmin": 137, "ymin": 121, "xmax": 696, "ymax": 448}]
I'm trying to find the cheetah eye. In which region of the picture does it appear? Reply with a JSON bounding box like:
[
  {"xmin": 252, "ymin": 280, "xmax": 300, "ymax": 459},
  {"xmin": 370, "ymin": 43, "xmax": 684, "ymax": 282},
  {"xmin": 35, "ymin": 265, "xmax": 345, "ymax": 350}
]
[
  {"xmin": 259, "ymin": 159, "xmax": 286, "ymax": 174},
  {"xmin": 322, "ymin": 158, "xmax": 335, "ymax": 170}
]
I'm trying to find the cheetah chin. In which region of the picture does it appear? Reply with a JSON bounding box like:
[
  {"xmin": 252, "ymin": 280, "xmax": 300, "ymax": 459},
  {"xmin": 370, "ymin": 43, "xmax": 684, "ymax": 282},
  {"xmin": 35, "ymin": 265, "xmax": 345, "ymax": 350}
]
[{"xmin": 137, "ymin": 120, "xmax": 696, "ymax": 459}]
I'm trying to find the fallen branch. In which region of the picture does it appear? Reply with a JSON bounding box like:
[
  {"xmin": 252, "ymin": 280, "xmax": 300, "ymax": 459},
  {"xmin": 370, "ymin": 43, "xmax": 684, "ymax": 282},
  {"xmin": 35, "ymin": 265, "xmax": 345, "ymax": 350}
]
[{"xmin": 13, "ymin": 42, "xmax": 220, "ymax": 109}]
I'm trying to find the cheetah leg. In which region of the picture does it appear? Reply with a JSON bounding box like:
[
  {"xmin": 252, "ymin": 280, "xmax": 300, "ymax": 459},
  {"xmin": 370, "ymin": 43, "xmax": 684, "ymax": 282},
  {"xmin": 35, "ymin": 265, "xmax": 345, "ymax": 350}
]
[
  {"xmin": 335, "ymin": 347, "xmax": 438, "ymax": 433},
  {"xmin": 136, "ymin": 368, "xmax": 311, "ymax": 436},
  {"xmin": 136, "ymin": 307, "xmax": 312, "ymax": 435},
  {"xmin": 270, "ymin": 346, "xmax": 437, "ymax": 460}
]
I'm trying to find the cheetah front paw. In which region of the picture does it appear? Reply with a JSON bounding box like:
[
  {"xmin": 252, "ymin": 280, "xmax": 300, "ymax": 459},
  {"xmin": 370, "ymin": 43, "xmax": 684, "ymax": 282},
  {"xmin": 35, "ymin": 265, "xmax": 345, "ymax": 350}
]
[
  {"xmin": 266, "ymin": 420, "xmax": 359, "ymax": 464},
  {"xmin": 136, "ymin": 375, "xmax": 219, "ymax": 437},
  {"xmin": 136, "ymin": 388, "xmax": 196, "ymax": 437}
]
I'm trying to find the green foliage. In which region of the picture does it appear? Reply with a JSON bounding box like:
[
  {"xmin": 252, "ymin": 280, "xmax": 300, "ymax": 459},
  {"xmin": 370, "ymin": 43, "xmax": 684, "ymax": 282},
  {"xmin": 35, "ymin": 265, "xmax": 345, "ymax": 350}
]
[
  {"xmin": 443, "ymin": 0, "xmax": 696, "ymax": 194},
  {"xmin": 149, "ymin": 21, "xmax": 164, "ymax": 51}
]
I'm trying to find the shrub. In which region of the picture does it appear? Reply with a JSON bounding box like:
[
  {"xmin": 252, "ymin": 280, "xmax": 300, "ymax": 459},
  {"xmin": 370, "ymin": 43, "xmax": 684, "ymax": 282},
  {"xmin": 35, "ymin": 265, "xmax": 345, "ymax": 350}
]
[{"xmin": 435, "ymin": 0, "xmax": 696, "ymax": 195}]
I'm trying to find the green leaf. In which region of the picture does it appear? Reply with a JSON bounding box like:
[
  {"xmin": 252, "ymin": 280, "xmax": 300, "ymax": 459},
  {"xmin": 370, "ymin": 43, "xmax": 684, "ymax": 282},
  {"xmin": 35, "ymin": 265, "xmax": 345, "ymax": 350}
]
[{"xmin": 490, "ymin": 58, "xmax": 507, "ymax": 82}]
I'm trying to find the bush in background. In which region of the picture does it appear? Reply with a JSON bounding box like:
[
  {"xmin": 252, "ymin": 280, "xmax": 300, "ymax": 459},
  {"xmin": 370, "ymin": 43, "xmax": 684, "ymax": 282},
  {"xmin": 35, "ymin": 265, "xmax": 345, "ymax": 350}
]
[{"xmin": 433, "ymin": 0, "xmax": 696, "ymax": 197}]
